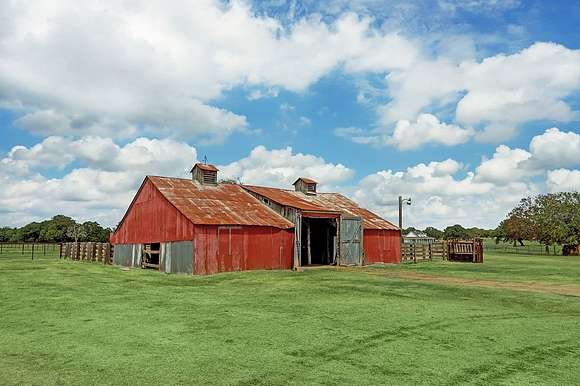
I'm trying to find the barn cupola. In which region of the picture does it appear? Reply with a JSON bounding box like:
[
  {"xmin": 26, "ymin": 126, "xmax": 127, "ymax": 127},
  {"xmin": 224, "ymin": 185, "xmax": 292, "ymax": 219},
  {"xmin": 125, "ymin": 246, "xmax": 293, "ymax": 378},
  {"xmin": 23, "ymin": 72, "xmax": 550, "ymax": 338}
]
[
  {"xmin": 293, "ymin": 177, "xmax": 317, "ymax": 195},
  {"xmin": 191, "ymin": 163, "xmax": 219, "ymax": 185}
]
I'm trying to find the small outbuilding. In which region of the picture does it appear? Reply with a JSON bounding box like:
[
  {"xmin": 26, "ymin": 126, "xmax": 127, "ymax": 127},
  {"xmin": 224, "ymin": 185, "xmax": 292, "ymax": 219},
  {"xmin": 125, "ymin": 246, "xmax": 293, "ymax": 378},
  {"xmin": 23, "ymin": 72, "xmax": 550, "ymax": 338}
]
[
  {"xmin": 110, "ymin": 164, "xmax": 401, "ymax": 275},
  {"xmin": 403, "ymin": 231, "xmax": 436, "ymax": 245}
]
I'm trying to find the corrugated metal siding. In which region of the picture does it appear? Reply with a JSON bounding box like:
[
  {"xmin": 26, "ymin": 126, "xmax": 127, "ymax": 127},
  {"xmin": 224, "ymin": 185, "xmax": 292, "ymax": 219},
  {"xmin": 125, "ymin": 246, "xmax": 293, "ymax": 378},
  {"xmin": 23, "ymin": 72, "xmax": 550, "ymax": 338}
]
[
  {"xmin": 364, "ymin": 229, "xmax": 401, "ymax": 264},
  {"xmin": 112, "ymin": 244, "xmax": 141, "ymax": 267},
  {"xmin": 111, "ymin": 179, "xmax": 194, "ymax": 244},
  {"xmin": 193, "ymin": 225, "xmax": 294, "ymax": 275},
  {"xmin": 169, "ymin": 241, "xmax": 194, "ymax": 274}
]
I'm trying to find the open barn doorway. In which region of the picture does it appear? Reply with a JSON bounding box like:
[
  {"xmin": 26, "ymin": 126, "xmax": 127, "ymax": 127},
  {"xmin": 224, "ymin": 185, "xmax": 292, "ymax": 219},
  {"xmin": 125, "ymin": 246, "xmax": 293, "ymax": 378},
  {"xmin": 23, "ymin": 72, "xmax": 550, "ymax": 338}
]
[
  {"xmin": 142, "ymin": 243, "xmax": 160, "ymax": 269},
  {"xmin": 300, "ymin": 217, "xmax": 337, "ymax": 266}
]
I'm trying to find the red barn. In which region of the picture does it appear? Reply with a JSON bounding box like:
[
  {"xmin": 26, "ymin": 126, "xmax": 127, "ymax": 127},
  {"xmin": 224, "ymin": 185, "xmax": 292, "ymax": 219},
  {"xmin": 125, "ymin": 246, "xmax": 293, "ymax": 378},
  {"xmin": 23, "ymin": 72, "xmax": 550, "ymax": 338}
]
[{"xmin": 110, "ymin": 164, "xmax": 400, "ymax": 275}]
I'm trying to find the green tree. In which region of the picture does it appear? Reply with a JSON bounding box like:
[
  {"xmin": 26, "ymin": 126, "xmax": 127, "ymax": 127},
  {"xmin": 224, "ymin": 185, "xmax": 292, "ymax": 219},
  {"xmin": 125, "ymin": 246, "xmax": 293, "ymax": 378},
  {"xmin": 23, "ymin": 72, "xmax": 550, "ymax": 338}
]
[
  {"xmin": 499, "ymin": 192, "xmax": 580, "ymax": 254},
  {"xmin": 443, "ymin": 224, "xmax": 469, "ymax": 239},
  {"xmin": 82, "ymin": 221, "xmax": 111, "ymax": 242},
  {"xmin": 424, "ymin": 226, "xmax": 443, "ymax": 240}
]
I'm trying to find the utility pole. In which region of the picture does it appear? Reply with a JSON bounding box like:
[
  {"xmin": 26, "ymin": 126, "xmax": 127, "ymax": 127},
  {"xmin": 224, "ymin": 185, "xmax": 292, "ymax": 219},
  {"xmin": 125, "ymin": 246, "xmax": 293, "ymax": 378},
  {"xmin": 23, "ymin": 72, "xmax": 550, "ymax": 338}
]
[{"xmin": 398, "ymin": 195, "xmax": 412, "ymax": 231}]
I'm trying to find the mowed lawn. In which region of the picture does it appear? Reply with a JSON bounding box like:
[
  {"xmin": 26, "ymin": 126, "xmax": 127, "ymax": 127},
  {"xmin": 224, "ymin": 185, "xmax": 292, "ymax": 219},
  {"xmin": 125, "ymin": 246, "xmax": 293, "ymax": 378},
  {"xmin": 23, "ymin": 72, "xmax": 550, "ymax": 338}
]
[{"xmin": 1, "ymin": 251, "xmax": 580, "ymax": 385}]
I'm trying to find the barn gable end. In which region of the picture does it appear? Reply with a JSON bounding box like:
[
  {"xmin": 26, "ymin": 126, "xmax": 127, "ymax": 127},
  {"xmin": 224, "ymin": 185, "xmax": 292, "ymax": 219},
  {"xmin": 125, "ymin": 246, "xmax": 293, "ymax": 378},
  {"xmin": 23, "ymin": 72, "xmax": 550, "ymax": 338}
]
[{"xmin": 111, "ymin": 177, "xmax": 195, "ymax": 244}]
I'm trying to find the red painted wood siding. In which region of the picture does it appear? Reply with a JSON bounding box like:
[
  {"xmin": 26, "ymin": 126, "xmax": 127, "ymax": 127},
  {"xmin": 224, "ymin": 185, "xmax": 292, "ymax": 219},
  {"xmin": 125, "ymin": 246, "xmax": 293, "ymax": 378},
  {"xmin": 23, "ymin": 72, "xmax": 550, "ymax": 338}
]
[
  {"xmin": 193, "ymin": 225, "xmax": 294, "ymax": 275},
  {"xmin": 111, "ymin": 179, "xmax": 194, "ymax": 244},
  {"xmin": 364, "ymin": 229, "xmax": 401, "ymax": 264}
]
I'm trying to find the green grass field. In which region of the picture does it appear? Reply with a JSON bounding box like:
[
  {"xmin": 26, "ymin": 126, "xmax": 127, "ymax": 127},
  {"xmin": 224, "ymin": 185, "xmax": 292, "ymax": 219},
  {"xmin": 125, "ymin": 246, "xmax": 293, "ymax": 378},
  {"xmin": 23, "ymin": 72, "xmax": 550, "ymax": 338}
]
[{"xmin": 1, "ymin": 250, "xmax": 580, "ymax": 385}]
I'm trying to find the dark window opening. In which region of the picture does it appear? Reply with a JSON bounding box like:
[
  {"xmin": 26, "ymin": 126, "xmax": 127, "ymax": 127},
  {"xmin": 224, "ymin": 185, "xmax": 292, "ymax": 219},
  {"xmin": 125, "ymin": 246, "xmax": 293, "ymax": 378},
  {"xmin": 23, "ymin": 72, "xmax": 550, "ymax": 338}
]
[
  {"xmin": 142, "ymin": 242, "xmax": 160, "ymax": 269},
  {"xmin": 301, "ymin": 218, "xmax": 337, "ymax": 266}
]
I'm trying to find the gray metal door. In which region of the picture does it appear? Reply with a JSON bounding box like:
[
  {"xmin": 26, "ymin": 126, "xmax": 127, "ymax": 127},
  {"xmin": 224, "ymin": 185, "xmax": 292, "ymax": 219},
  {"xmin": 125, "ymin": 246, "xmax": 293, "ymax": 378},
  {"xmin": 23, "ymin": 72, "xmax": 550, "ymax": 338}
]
[{"xmin": 340, "ymin": 217, "xmax": 362, "ymax": 265}]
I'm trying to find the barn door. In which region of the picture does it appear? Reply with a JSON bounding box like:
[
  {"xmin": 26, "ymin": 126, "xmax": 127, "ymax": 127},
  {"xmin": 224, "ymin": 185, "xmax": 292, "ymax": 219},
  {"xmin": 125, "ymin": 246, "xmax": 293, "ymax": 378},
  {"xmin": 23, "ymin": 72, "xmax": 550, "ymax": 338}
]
[{"xmin": 340, "ymin": 217, "xmax": 362, "ymax": 265}]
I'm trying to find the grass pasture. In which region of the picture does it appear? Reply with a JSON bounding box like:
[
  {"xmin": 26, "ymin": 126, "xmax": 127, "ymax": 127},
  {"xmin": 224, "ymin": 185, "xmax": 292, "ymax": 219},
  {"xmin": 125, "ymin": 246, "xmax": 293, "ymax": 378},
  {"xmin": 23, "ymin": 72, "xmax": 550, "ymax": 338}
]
[{"xmin": 1, "ymin": 251, "xmax": 580, "ymax": 385}]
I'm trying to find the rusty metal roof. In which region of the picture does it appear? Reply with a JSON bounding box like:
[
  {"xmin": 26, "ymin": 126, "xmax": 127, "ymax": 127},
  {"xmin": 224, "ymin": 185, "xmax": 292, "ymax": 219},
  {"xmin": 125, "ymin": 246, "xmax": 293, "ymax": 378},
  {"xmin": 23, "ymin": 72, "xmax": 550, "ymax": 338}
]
[
  {"xmin": 243, "ymin": 184, "xmax": 398, "ymax": 230},
  {"xmin": 148, "ymin": 176, "xmax": 294, "ymax": 229},
  {"xmin": 297, "ymin": 192, "xmax": 399, "ymax": 230},
  {"xmin": 243, "ymin": 185, "xmax": 338, "ymax": 213},
  {"xmin": 190, "ymin": 163, "xmax": 219, "ymax": 172},
  {"xmin": 293, "ymin": 177, "xmax": 318, "ymax": 185}
]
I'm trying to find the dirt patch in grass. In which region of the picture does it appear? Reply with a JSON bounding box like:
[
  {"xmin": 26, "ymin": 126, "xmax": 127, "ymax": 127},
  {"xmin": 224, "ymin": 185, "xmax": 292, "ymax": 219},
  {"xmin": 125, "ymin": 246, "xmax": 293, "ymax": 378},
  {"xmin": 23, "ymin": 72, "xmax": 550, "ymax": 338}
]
[{"xmin": 342, "ymin": 268, "xmax": 580, "ymax": 297}]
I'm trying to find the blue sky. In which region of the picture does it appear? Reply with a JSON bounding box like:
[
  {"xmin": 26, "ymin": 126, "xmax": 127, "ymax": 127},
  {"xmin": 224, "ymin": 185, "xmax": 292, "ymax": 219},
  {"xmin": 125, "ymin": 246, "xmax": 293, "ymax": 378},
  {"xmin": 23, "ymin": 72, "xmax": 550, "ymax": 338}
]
[{"xmin": 0, "ymin": 0, "xmax": 579, "ymax": 229}]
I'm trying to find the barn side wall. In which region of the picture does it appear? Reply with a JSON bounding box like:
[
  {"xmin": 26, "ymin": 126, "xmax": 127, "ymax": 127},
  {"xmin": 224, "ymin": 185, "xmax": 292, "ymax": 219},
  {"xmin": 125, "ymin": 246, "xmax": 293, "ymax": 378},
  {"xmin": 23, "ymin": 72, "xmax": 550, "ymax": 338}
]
[
  {"xmin": 364, "ymin": 229, "xmax": 401, "ymax": 264},
  {"xmin": 193, "ymin": 225, "xmax": 294, "ymax": 275},
  {"xmin": 110, "ymin": 179, "xmax": 194, "ymax": 244}
]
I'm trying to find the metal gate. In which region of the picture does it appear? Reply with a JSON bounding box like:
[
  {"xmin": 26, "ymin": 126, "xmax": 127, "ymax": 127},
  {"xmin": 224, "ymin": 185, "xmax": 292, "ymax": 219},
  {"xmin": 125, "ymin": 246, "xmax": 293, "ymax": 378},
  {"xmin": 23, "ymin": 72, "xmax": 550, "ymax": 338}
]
[{"xmin": 340, "ymin": 216, "xmax": 362, "ymax": 265}]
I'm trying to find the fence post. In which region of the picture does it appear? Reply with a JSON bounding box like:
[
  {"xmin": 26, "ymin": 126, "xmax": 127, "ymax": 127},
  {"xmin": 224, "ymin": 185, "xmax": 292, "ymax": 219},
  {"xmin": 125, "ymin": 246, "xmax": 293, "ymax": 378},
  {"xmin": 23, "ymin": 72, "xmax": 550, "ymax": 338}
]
[
  {"xmin": 31, "ymin": 243, "xmax": 34, "ymax": 260},
  {"xmin": 22, "ymin": 243, "xmax": 24, "ymax": 255}
]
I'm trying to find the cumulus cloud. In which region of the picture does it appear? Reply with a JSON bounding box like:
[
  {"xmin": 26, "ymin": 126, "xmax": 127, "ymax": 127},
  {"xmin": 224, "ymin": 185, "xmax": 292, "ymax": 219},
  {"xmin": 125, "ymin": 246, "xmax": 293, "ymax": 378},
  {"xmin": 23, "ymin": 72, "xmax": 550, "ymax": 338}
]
[
  {"xmin": 473, "ymin": 127, "xmax": 580, "ymax": 185},
  {"xmin": 527, "ymin": 128, "xmax": 580, "ymax": 168},
  {"xmin": 0, "ymin": 136, "xmax": 197, "ymax": 226},
  {"xmin": 0, "ymin": 1, "xmax": 424, "ymax": 141},
  {"xmin": 353, "ymin": 159, "xmax": 537, "ymax": 229},
  {"xmin": 546, "ymin": 169, "xmax": 580, "ymax": 193},
  {"xmin": 377, "ymin": 42, "xmax": 580, "ymax": 144},
  {"xmin": 475, "ymin": 145, "xmax": 532, "ymax": 184},
  {"xmin": 350, "ymin": 127, "xmax": 580, "ymax": 228},
  {"xmin": 219, "ymin": 145, "xmax": 354, "ymax": 189},
  {"xmin": 335, "ymin": 114, "xmax": 473, "ymax": 150}
]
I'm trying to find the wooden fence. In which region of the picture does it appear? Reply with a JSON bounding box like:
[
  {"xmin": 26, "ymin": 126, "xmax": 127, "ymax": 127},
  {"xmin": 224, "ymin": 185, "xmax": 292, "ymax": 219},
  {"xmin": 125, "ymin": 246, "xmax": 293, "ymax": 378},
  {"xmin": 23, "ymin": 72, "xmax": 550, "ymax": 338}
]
[
  {"xmin": 447, "ymin": 239, "xmax": 483, "ymax": 263},
  {"xmin": 61, "ymin": 242, "xmax": 113, "ymax": 264},
  {"xmin": 401, "ymin": 242, "xmax": 447, "ymax": 263},
  {"xmin": 402, "ymin": 239, "xmax": 483, "ymax": 263}
]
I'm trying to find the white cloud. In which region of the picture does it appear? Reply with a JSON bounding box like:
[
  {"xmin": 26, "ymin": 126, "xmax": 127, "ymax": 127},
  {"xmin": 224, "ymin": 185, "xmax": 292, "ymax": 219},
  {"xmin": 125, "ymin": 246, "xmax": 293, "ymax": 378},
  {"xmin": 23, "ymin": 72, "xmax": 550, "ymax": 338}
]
[
  {"xmin": 353, "ymin": 159, "xmax": 537, "ymax": 229},
  {"xmin": 0, "ymin": 1, "xmax": 423, "ymax": 141},
  {"xmin": 528, "ymin": 128, "xmax": 580, "ymax": 168},
  {"xmin": 378, "ymin": 42, "xmax": 580, "ymax": 143},
  {"xmin": 475, "ymin": 145, "xmax": 532, "ymax": 184},
  {"xmin": 0, "ymin": 136, "xmax": 197, "ymax": 227},
  {"xmin": 389, "ymin": 114, "xmax": 473, "ymax": 150},
  {"xmin": 219, "ymin": 145, "xmax": 354, "ymax": 189},
  {"xmin": 335, "ymin": 114, "xmax": 473, "ymax": 150},
  {"xmin": 546, "ymin": 169, "xmax": 580, "ymax": 193},
  {"xmin": 474, "ymin": 127, "xmax": 580, "ymax": 185},
  {"xmin": 349, "ymin": 127, "xmax": 580, "ymax": 228}
]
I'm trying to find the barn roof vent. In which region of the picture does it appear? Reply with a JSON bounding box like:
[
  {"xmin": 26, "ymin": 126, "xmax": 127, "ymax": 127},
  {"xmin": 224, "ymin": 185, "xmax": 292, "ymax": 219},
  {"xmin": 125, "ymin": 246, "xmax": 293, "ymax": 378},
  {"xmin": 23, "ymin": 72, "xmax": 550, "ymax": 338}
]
[
  {"xmin": 293, "ymin": 177, "xmax": 317, "ymax": 195},
  {"xmin": 191, "ymin": 163, "xmax": 218, "ymax": 185}
]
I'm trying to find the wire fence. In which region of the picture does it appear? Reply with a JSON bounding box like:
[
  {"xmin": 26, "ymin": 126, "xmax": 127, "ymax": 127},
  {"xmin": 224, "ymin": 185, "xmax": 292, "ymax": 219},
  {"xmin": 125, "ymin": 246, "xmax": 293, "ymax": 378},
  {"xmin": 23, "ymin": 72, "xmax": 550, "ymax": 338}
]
[
  {"xmin": 483, "ymin": 242, "xmax": 562, "ymax": 256},
  {"xmin": 0, "ymin": 242, "xmax": 62, "ymax": 260}
]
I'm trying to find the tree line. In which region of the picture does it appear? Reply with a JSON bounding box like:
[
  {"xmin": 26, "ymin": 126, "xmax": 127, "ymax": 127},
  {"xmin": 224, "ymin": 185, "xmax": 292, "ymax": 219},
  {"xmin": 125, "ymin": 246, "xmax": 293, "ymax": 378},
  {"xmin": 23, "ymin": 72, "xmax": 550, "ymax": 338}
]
[
  {"xmin": 0, "ymin": 215, "xmax": 111, "ymax": 243},
  {"xmin": 403, "ymin": 225, "xmax": 494, "ymax": 240},
  {"xmin": 495, "ymin": 192, "xmax": 579, "ymax": 254},
  {"xmin": 404, "ymin": 192, "xmax": 579, "ymax": 256}
]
